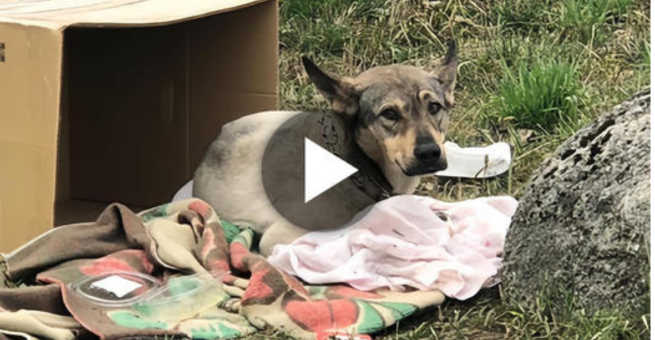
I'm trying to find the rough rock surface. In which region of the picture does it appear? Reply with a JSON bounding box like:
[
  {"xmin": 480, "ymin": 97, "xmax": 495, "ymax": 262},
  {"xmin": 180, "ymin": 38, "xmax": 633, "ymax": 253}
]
[{"xmin": 502, "ymin": 89, "xmax": 650, "ymax": 311}]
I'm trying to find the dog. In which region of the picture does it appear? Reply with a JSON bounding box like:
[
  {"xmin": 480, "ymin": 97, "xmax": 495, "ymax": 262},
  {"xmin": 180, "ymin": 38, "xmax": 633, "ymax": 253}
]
[{"xmin": 194, "ymin": 41, "xmax": 457, "ymax": 256}]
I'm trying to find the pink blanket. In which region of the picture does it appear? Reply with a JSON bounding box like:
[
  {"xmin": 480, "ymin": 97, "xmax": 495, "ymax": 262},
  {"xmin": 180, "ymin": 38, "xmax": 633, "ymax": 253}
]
[{"xmin": 268, "ymin": 195, "xmax": 518, "ymax": 300}]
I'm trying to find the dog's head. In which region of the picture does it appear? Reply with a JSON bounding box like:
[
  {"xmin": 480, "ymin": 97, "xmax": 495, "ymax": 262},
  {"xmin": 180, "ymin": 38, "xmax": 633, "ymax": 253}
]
[{"xmin": 303, "ymin": 41, "xmax": 457, "ymax": 192}]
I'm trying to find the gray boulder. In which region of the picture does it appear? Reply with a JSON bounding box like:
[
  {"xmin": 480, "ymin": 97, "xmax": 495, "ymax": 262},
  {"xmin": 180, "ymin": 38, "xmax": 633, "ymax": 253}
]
[{"xmin": 502, "ymin": 89, "xmax": 650, "ymax": 311}]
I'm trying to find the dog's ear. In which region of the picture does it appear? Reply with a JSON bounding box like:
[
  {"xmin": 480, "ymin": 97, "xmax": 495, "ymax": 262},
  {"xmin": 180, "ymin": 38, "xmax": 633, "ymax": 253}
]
[
  {"xmin": 302, "ymin": 57, "xmax": 359, "ymax": 115},
  {"xmin": 434, "ymin": 40, "xmax": 458, "ymax": 108}
]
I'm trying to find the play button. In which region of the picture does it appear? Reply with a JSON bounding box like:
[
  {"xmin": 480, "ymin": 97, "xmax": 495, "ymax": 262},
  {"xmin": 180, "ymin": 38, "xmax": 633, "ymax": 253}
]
[
  {"xmin": 261, "ymin": 111, "xmax": 393, "ymax": 231},
  {"xmin": 304, "ymin": 138, "xmax": 358, "ymax": 203}
]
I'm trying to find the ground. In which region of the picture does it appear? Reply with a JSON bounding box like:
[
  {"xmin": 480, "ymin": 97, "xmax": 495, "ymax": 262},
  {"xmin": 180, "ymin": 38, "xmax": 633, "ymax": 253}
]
[{"xmin": 271, "ymin": 0, "xmax": 651, "ymax": 339}]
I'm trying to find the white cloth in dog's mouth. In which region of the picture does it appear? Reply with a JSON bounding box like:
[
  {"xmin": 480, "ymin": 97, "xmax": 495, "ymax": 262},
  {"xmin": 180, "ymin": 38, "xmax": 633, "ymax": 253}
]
[{"xmin": 436, "ymin": 141, "xmax": 512, "ymax": 178}]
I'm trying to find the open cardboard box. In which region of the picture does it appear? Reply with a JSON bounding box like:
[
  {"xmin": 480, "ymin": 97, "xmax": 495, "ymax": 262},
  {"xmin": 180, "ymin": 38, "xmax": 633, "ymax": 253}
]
[{"xmin": 0, "ymin": 0, "xmax": 278, "ymax": 252}]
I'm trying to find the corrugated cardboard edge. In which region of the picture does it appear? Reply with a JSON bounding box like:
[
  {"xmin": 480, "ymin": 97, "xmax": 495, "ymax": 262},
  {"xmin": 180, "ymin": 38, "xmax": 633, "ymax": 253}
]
[
  {"xmin": 0, "ymin": 0, "xmax": 274, "ymax": 30},
  {"xmin": 0, "ymin": 24, "xmax": 64, "ymax": 252}
]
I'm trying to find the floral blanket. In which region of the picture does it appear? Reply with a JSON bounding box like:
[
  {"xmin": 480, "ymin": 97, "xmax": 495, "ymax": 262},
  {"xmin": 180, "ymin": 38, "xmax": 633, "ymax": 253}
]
[{"xmin": 0, "ymin": 199, "xmax": 445, "ymax": 340}]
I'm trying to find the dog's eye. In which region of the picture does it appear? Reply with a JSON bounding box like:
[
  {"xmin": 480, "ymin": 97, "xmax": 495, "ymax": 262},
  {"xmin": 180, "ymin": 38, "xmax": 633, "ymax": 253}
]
[
  {"xmin": 428, "ymin": 102, "xmax": 442, "ymax": 115},
  {"xmin": 380, "ymin": 109, "xmax": 401, "ymax": 121}
]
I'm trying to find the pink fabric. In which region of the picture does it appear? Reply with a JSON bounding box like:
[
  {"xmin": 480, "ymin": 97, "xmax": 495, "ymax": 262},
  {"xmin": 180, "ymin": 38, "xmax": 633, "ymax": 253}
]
[{"xmin": 267, "ymin": 195, "xmax": 519, "ymax": 300}]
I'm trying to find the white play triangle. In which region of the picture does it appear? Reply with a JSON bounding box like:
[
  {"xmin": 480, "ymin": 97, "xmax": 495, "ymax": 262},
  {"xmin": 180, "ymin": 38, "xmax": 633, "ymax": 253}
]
[{"xmin": 304, "ymin": 138, "xmax": 358, "ymax": 203}]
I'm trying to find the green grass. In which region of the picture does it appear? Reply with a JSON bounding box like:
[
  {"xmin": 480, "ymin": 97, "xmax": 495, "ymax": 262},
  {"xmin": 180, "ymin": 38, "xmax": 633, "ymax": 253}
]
[
  {"xmin": 559, "ymin": 0, "xmax": 633, "ymax": 44},
  {"xmin": 484, "ymin": 60, "xmax": 587, "ymax": 134},
  {"xmin": 492, "ymin": 0, "xmax": 556, "ymax": 33},
  {"xmin": 640, "ymin": 39, "xmax": 651, "ymax": 72},
  {"xmin": 274, "ymin": 0, "xmax": 650, "ymax": 338},
  {"xmin": 374, "ymin": 286, "xmax": 650, "ymax": 340}
]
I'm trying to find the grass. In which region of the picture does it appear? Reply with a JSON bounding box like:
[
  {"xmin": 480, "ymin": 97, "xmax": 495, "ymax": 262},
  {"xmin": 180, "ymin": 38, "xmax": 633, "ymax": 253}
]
[
  {"xmin": 375, "ymin": 286, "xmax": 650, "ymax": 340},
  {"xmin": 483, "ymin": 60, "xmax": 587, "ymax": 134},
  {"xmin": 274, "ymin": 0, "xmax": 650, "ymax": 338},
  {"xmin": 559, "ymin": 0, "xmax": 633, "ymax": 44}
]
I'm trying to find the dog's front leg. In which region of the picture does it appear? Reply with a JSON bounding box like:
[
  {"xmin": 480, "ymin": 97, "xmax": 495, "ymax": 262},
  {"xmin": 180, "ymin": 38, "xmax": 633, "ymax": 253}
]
[{"xmin": 259, "ymin": 220, "xmax": 309, "ymax": 257}]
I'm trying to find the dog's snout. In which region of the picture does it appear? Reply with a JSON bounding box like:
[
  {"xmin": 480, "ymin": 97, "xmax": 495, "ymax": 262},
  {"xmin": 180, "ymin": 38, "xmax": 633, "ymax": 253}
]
[{"xmin": 414, "ymin": 143, "xmax": 441, "ymax": 163}]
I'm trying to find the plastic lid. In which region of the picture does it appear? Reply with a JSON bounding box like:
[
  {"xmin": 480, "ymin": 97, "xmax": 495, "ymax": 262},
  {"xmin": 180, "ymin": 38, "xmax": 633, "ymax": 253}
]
[
  {"xmin": 69, "ymin": 271, "xmax": 161, "ymax": 307},
  {"xmin": 133, "ymin": 273, "xmax": 228, "ymax": 321}
]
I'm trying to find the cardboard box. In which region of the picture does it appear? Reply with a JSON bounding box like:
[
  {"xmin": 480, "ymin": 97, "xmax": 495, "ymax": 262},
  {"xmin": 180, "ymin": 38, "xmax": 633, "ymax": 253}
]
[{"xmin": 0, "ymin": 0, "xmax": 279, "ymax": 252}]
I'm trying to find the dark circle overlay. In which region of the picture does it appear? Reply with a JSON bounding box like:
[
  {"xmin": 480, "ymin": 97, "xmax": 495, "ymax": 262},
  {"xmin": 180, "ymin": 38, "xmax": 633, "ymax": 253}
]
[{"xmin": 261, "ymin": 111, "xmax": 392, "ymax": 231}]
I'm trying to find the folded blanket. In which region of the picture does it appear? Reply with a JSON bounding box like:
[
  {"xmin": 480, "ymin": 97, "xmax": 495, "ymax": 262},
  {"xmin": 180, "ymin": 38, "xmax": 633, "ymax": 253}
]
[
  {"xmin": 268, "ymin": 195, "xmax": 518, "ymax": 300},
  {"xmin": 0, "ymin": 199, "xmax": 445, "ymax": 340}
]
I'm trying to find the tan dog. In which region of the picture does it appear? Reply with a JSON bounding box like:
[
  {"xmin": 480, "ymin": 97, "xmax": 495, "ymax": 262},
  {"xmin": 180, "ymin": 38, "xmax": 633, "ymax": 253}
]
[{"xmin": 194, "ymin": 41, "xmax": 458, "ymax": 256}]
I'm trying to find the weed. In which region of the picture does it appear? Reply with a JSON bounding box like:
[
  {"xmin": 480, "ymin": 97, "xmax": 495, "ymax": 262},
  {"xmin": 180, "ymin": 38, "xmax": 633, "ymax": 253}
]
[
  {"xmin": 492, "ymin": 0, "xmax": 556, "ymax": 33},
  {"xmin": 559, "ymin": 0, "xmax": 633, "ymax": 44},
  {"xmin": 484, "ymin": 60, "xmax": 587, "ymax": 134}
]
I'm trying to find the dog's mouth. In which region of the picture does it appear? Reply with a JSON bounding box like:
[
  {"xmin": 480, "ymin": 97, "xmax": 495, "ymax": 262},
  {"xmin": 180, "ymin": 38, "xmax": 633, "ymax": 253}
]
[{"xmin": 395, "ymin": 159, "xmax": 448, "ymax": 176}]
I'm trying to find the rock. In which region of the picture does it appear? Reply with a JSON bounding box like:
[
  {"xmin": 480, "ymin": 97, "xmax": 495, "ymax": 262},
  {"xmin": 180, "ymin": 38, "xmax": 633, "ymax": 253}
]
[{"xmin": 502, "ymin": 89, "xmax": 651, "ymax": 312}]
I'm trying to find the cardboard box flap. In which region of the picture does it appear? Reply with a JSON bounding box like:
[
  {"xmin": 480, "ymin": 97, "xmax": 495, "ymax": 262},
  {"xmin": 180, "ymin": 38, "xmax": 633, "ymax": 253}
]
[{"xmin": 0, "ymin": 0, "xmax": 269, "ymax": 29}]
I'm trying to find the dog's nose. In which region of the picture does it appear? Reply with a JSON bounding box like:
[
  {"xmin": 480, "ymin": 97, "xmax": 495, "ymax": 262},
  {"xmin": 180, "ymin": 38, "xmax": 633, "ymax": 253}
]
[{"xmin": 414, "ymin": 143, "xmax": 441, "ymax": 163}]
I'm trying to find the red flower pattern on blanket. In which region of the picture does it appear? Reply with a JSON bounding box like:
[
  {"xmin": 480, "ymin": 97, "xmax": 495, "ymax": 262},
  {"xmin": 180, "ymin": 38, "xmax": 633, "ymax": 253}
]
[
  {"xmin": 80, "ymin": 250, "xmax": 153, "ymax": 276},
  {"xmin": 284, "ymin": 297, "xmax": 359, "ymax": 333}
]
